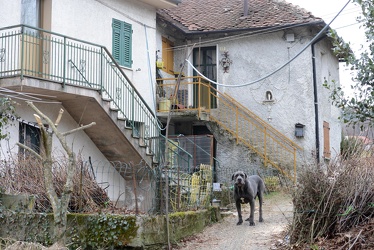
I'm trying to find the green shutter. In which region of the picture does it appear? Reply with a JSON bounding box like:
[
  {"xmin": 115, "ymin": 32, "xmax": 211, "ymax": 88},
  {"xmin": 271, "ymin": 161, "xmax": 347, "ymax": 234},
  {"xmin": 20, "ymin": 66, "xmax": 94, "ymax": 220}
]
[
  {"xmin": 122, "ymin": 22, "xmax": 132, "ymax": 68},
  {"xmin": 112, "ymin": 19, "xmax": 132, "ymax": 68}
]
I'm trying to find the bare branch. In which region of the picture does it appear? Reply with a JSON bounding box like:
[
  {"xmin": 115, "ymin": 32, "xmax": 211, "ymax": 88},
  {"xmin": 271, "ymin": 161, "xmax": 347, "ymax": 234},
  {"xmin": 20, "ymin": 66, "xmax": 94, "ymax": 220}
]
[
  {"xmin": 16, "ymin": 142, "xmax": 42, "ymax": 161},
  {"xmin": 55, "ymin": 108, "xmax": 64, "ymax": 127},
  {"xmin": 62, "ymin": 122, "xmax": 96, "ymax": 137},
  {"xmin": 33, "ymin": 114, "xmax": 43, "ymax": 127}
]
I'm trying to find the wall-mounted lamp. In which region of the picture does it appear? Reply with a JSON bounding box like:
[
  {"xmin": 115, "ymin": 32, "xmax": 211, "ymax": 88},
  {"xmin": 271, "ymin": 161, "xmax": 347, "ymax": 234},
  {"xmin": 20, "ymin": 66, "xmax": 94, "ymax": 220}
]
[{"xmin": 219, "ymin": 51, "xmax": 233, "ymax": 73}]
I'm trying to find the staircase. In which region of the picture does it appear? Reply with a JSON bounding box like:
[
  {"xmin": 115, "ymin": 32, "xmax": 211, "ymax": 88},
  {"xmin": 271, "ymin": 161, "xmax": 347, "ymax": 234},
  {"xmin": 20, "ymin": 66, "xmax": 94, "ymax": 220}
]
[
  {"xmin": 156, "ymin": 77, "xmax": 301, "ymax": 182},
  {"xmin": 0, "ymin": 24, "xmax": 179, "ymax": 171}
]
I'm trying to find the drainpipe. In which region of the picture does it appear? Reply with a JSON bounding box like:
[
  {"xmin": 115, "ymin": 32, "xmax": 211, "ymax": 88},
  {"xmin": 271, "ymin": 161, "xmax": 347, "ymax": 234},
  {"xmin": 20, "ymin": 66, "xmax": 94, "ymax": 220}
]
[
  {"xmin": 244, "ymin": 0, "xmax": 249, "ymax": 16},
  {"xmin": 311, "ymin": 35, "xmax": 326, "ymax": 164}
]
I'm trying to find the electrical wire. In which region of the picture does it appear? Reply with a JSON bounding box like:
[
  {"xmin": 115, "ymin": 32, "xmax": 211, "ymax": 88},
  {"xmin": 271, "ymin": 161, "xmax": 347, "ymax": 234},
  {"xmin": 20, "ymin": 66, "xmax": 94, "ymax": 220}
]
[{"xmin": 185, "ymin": 0, "xmax": 352, "ymax": 88}]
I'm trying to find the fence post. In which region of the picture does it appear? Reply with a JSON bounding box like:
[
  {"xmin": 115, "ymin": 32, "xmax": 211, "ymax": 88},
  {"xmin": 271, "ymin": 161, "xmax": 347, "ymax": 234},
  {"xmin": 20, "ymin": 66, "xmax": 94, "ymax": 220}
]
[
  {"xmin": 20, "ymin": 26, "xmax": 25, "ymax": 80},
  {"xmin": 100, "ymin": 47, "xmax": 104, "ymax": 93},
  {"xmin": 63, "ymin": 37, "xmax": 66, "ymax": 88},
  {"xmin": 264, "ymin": 127, "xmax": 267, "ymax": 167},
  {"xmin": 236, "ymin": 106, "xmax": 239, "ymax": 144},
  {"xmin": 293, "ymin": 147, "xmax": 297, "ymax": 183},
  {"xmin": 132, "ymin": 165, "xmax": 139, "ymax": 215}
]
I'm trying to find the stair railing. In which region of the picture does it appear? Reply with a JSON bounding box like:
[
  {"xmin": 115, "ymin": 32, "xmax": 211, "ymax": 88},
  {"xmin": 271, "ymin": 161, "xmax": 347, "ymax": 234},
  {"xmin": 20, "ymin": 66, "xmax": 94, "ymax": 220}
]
[{"xmin": 156, "ymin": 76, "xmax": 301, "ymax": 182}]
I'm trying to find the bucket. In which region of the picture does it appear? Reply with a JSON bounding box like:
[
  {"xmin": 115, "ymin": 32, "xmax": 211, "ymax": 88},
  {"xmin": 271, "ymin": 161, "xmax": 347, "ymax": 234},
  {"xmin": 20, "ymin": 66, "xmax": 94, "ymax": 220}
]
[{"xmin": 159, "ymin": 99, "xmax": 171, "ymax": 112}]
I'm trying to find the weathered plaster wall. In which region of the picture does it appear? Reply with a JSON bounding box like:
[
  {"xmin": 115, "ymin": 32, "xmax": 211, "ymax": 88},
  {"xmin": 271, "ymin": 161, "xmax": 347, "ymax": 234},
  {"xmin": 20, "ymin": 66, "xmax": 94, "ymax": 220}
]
[{"xmin": 162, "ymin": 26, "xmax": 341, "ymax": 166}]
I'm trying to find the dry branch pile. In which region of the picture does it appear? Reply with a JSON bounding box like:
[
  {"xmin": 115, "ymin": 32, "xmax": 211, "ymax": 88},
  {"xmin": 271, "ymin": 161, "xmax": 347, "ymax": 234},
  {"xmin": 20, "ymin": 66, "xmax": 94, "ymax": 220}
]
[
  {"xmin": 0, "ymin": 156, "xmax": 110, "ymax": 213},
  {"xmin": 289, "ymin": 156, "xmax": 374, "ymax": 249}
]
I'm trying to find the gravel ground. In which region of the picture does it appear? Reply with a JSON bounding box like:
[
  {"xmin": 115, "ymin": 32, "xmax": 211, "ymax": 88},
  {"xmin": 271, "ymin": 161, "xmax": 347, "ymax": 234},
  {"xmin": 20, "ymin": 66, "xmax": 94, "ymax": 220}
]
[{"xmin": 174, "ymin": 192, "xmax": 293, "ymax": 250}]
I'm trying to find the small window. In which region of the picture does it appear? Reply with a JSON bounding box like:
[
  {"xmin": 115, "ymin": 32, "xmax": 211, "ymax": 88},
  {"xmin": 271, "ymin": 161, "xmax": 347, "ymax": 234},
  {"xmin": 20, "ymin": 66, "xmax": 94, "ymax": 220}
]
[
  {"xmin": 323, "ymin": 121, "xmax": 331, "ymax": 159},
  {"xmin": 19, "ymin": 122, "xmax": 41, "ymax": 155},
  {"xmin": 162, "ymin": 37, "xmax": 174, "ymax": 74},
  {"xmin": 112, "ymin": 18, "xmax": 132, "ymax": 68}
]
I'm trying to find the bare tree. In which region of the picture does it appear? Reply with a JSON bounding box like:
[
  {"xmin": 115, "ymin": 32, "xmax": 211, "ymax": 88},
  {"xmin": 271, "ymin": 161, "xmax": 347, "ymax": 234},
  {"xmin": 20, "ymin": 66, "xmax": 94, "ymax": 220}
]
[{"xmin": 17, "ymin": 101, "xmax": 95, "ymax": 247}]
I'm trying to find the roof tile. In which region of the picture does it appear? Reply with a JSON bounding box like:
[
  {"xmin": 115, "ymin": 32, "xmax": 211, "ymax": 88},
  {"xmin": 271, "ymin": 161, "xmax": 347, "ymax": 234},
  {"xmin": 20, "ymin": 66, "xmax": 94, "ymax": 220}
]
[{"xmin": 158, "ymin": 0, "xmax": 323, "ymax": 33}]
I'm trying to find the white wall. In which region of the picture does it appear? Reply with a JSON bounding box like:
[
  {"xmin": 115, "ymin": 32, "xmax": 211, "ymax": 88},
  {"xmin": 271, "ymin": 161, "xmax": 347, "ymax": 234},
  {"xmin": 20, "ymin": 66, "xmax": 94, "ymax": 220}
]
[
  {"xmin": 50, "ymin": 0, "xmax": 158, "ymax": 111},
  {"xmin": 0, "ymin": 0, "xmax": 21, "ymax": 27}
]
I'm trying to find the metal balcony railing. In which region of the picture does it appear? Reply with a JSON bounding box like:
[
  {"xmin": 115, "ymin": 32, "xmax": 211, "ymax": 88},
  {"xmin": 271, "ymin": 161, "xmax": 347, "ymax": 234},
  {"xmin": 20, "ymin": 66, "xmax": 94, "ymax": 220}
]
[
  {"xmin": 156, "ymin": 76, "xmax": 301, "ymax": 182},
  {"xmin": 0, "ymin": 24, "xmax": 184, "ymax": 166}
]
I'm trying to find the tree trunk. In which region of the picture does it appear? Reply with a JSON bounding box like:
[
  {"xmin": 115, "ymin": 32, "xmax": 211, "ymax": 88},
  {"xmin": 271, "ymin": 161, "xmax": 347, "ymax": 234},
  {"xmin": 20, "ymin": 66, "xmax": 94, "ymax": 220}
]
[{"xmin": 17, "ymin": 102, "xmax": 95, "ymax": 247}]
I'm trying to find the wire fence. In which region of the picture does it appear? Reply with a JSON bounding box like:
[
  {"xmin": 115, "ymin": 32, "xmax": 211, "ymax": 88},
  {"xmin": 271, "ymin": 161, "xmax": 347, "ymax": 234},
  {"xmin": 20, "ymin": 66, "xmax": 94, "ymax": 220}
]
[
  {"xmin": 89, "ymin": 159, "xmax": 214, "ymax": 214},
  {"xmin": 0, "ymin": 135, "xmax": 287, "ymax": 215},
  {"xmin": 0, "ymin": 155, "xmax": 215, "ymax": 215}
]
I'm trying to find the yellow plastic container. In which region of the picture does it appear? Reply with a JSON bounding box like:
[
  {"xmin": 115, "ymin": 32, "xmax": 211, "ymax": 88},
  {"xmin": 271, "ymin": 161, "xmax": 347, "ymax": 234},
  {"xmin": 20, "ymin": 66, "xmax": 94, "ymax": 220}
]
[{"xmin": 159, "ymin": 99, "xmax": 171, "ymax": 111}]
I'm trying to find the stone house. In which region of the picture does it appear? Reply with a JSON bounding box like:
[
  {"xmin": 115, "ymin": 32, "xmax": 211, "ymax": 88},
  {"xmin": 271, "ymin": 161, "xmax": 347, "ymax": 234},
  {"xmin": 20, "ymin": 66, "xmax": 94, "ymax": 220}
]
[{"xmin": 155, "ymin": 0, "xmax": 342, "ymax": 182}]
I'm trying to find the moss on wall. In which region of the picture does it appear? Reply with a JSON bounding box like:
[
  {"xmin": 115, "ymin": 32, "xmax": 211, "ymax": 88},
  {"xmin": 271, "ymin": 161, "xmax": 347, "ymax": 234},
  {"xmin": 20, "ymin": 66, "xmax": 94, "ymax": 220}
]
[
  {"xmin": 0, "ymin": 207, "xmax": 221, "ymax": 249},
  {"xmin": 141, "ymin": 208, "xmax": 220, "ymax": 248}
]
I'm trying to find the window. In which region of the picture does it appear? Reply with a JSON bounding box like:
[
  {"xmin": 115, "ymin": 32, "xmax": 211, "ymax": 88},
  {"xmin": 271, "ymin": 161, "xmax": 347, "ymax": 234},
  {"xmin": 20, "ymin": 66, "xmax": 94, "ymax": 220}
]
[
  {"xmin": 162, "ymin": 37, "xmax": 174, "ymax": 74},
  {"xmin": 19, "ymin": 122, "xmax": 41, "ymax": 155},
  {"xmin": 323, "ymin": 121, "xmax": 331, "ymax": 159},
  {"xmin": 112, "ymin": 18, "xmax": 132, "ymax": 68}
]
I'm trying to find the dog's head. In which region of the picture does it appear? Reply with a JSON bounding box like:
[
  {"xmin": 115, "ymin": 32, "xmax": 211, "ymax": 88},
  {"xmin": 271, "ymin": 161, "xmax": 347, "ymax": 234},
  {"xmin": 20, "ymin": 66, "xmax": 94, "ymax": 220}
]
[{"xmin": 232, "ymin": 171, "xmax": 247, "ymax": 187}]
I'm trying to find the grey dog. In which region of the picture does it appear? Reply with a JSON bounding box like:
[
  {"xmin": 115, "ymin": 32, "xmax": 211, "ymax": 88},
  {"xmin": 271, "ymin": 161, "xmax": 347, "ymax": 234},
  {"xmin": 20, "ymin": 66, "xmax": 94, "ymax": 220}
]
[{"xmin": 232, "ymin": 171, "xmax": 265, "ymax": 226}]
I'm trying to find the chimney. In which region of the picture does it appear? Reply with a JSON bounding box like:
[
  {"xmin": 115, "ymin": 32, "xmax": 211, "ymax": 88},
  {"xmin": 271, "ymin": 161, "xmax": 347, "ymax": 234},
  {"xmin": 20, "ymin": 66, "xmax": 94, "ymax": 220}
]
[{"xmin": 244, "ymin": 0, "xmax": 249, "ymax": 16}]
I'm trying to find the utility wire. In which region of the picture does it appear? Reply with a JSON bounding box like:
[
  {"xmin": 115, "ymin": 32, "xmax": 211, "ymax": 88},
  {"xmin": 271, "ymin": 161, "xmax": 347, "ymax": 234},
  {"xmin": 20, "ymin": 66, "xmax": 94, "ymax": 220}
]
[{"xmin": 185, "ymin": 0, "xmax": 352, "ymax": 88}]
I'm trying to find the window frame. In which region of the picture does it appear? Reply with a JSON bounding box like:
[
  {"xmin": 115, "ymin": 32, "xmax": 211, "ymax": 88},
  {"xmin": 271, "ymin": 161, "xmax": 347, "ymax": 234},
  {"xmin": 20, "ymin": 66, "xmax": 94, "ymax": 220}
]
[{"xmin": 19, "ymin": 121, "xmax": 41, "ymax": 155}]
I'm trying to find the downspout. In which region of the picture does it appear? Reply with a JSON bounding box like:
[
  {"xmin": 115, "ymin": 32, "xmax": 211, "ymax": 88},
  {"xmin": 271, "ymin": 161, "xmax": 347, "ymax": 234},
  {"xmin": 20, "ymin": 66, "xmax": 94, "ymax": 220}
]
[
  {"xmin": 311, "ymin": 35, "xmax": 326, "ymax": 164},
  {"xmin": 244, "ymin": 0, "xmax": 249, "ymax": 16}
]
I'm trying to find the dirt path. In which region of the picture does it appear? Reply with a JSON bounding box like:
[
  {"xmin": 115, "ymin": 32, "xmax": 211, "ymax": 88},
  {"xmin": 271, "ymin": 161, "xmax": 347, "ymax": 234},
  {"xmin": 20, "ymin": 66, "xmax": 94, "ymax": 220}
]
[{"xmin": 174, "ymin": 192, "xmax": 293, "ymax": 250}]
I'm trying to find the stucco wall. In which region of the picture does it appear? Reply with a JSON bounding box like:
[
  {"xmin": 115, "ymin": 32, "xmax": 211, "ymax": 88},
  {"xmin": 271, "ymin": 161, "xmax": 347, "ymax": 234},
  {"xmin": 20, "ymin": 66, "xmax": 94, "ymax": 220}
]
[{"xmin": 50, "ymin": 0, "xmax": 158, "ymax": 112}]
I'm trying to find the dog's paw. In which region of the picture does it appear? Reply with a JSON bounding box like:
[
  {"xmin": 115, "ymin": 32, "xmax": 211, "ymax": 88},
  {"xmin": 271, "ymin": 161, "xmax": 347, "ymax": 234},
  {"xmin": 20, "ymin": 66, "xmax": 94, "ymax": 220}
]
[
  {"xmin": 249, "ymin": 221, "xmax": 255, "ymax": 226},
  {"xmin": 245, "ymin": 218, "xmax": 250, "ymax": 221},
  {"xmin": 236, "ymin": 221, "xmax": 243, "ymax": 225},
  {"xmin": 259, "ymin": 218, "xmax": 264, "ymax": 222}
]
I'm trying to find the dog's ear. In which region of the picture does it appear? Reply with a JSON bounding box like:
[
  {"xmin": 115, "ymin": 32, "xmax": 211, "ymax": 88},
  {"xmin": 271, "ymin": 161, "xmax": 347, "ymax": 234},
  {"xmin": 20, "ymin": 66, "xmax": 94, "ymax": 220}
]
[
  {"xmin": 244, "ymin": 173, "xmax": 248, "ymax": 179},
  {"xmin": 231, "ymin": 174, "xmax": 235, "ymax": 181}
]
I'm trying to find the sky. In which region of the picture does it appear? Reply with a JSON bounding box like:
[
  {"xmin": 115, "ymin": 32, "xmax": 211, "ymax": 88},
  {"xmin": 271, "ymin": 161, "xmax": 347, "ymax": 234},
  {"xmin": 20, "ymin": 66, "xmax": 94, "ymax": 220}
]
[
  {"xmin": 287, "ymin": 0, "xmax": 365, "ymax": 52},
  {"xmin": 287, "ymin": 0, "xmax": 366, "ymax": 96}
]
